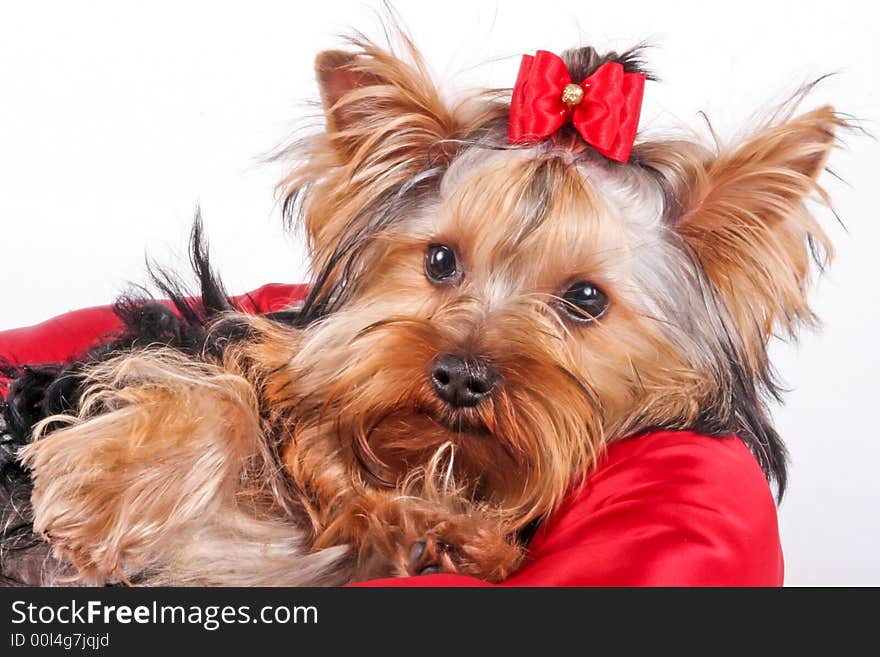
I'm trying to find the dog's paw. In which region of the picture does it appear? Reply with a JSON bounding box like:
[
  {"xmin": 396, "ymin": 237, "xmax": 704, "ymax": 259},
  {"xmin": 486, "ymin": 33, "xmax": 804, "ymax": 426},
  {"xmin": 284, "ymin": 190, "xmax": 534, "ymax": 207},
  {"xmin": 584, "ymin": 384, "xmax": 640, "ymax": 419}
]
[
  {"xmin": 403, "ymin": 518, "xmax": 522, "ymax": 583},
  {"xmin": 324, "ymin": 490, "xmax": 523, "ymax": 583},
  {"xmin": 407, "ymin": 536, "xmax": 457, "ymax": 576}
]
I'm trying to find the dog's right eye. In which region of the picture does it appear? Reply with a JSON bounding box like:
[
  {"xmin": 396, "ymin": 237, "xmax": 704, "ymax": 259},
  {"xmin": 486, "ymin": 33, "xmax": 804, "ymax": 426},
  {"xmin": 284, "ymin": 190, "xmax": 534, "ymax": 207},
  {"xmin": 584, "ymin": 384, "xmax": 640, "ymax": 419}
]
[
  {"xmin": 558, "ymin": 281, "xmax": 609, "ymax": 322},
  {"xmin": 425, "ymin": 244, "xmax": 459, "ymax": 283}
]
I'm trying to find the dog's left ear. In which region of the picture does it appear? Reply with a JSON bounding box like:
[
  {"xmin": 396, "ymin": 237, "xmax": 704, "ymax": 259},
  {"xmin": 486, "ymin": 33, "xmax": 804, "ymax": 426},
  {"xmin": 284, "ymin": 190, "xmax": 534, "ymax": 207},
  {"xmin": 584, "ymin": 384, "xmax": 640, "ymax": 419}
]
[{"xmin": 640, "ymin": 105, "xmax": 843, "ymax": 354}]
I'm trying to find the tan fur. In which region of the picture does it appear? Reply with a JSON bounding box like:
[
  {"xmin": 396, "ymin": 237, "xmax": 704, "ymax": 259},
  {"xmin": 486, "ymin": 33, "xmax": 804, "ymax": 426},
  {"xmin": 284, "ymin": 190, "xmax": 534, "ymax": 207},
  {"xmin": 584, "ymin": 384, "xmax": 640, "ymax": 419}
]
[{"xmin": 19, "ymin": 30, "xmax": 845, "ymax": 585}]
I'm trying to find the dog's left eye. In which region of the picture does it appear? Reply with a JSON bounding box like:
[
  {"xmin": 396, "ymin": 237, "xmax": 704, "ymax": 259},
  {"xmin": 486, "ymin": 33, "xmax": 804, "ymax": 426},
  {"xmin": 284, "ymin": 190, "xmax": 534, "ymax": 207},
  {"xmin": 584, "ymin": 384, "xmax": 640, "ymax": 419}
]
[
  {"xmin": 425, "ymin": 244, "xmax": 459, "ymax": 283},
  {"xmin": 559, "ymin": 281, "xmax": 609, "ymax": 322}
]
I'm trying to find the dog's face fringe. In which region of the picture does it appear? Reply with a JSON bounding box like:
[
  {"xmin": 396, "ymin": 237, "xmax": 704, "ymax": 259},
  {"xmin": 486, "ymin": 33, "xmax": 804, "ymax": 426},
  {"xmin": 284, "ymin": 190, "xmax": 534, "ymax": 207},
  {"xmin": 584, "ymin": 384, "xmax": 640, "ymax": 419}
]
[{"xmin": 275, "ymin": 31, "xmax": 845, "ymax": 522}]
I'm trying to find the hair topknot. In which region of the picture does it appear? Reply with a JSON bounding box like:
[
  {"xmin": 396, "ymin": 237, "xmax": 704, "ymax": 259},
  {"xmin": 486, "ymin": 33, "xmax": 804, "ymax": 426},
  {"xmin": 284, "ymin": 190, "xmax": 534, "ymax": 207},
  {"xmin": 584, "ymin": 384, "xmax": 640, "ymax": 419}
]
[{"xmin": 560, "ymin": 45, "xmax": 655, "ymax": 83}]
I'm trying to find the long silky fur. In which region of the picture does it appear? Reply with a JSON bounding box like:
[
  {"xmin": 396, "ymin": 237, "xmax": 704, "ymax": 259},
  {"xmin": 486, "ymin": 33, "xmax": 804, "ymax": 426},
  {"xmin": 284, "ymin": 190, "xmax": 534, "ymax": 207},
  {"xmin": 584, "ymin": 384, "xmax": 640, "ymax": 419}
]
[
  {"xmin": 1, "ymin": 24, "xmax": 847, "ymax": 585},
  {"xmin": 0, "ymin": 217, "xmax": 347, "ymax": 586}
]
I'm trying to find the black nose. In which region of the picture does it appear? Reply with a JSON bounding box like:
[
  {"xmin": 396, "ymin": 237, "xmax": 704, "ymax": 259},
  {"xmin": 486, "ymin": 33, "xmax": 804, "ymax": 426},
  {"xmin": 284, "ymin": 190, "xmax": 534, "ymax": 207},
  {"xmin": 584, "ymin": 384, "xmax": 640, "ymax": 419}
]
[{"xmin": 430, "ymin": 354, "xmax": 497, "ymax": 408}]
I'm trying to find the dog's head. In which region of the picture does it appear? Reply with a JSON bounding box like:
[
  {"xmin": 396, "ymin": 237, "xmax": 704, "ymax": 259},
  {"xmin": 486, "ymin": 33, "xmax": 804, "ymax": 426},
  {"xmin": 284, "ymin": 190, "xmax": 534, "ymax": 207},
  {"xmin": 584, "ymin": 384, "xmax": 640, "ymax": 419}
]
[{"xmin": 278, "ymin": 32, "xmax": 843, "ymax": 524}]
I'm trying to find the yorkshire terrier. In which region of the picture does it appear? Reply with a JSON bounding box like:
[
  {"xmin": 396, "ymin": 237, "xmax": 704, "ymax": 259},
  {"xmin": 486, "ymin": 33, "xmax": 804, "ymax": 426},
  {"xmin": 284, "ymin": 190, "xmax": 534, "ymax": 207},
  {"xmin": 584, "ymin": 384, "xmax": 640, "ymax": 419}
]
[{"xmin": 0, "ymin": 28, "xmax": 845, "ymax": 586}]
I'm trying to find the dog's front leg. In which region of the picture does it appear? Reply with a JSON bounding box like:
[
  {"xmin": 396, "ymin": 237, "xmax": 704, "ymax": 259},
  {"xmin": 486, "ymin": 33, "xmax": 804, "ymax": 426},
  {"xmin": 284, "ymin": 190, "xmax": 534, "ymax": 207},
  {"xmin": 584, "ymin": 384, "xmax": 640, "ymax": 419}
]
[{"xmin": 18, "ymin": 350, "xmax": 319, "ymax": 585}]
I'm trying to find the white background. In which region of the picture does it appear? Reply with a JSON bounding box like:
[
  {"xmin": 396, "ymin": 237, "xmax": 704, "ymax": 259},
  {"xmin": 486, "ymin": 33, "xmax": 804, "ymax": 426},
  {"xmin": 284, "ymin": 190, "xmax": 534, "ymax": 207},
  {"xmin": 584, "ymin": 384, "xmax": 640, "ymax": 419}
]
[{"xmin": 1, "ymin": 1, "xmax": 878, "ymax": 585}]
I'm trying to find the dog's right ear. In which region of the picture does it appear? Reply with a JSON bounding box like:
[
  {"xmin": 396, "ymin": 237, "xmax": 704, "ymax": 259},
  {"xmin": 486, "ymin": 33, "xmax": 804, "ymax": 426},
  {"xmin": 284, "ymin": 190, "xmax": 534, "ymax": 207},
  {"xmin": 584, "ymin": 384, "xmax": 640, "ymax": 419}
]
[
  {"xmin": 280, "ymin": 36, "xmax": 491, "ymax": 316},
  {"xmin": 314, "ymin": 50, "xmax": 385, "ymax": 134},
  {"xmin": 309, "ymin": 40, "xmax": 462, "ymax": 169}
]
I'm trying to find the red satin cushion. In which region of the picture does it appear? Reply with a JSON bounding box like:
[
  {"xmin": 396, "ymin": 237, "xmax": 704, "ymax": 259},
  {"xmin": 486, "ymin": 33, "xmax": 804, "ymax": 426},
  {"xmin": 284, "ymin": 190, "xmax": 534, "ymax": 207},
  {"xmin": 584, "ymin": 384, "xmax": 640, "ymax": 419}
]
[{"xmin": 0, "ymin": 286, "xmax": 783, "ymax": 586}]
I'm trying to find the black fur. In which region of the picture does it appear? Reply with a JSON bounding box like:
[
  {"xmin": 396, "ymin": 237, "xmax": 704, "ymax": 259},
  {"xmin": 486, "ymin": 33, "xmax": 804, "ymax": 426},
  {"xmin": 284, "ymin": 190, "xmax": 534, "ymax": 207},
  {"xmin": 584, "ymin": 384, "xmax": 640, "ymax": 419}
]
[
  {"xmin": 690, "ymin": 339, "xmax": 790, "ymax": 501},
  {"xmin": 0, "ymin": 215, "xmax": 301, "ymax": 584},
  {"xmin": 561, "ymin": 45, "xmax": 656, "ymax": 83}
]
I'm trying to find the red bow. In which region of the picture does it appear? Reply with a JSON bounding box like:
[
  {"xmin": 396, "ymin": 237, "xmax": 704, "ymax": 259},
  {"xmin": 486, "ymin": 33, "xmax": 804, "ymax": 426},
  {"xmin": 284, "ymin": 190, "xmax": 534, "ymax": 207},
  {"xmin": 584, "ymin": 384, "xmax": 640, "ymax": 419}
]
[{"xmin": 508, "ymin": 51, "xmax": 646, "ymax": 162}]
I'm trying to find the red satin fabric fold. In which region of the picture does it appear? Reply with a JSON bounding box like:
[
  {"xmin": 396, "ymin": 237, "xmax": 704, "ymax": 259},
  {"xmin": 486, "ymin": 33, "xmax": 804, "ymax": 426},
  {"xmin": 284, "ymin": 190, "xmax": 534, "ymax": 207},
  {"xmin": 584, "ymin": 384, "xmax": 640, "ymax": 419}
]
[
  {"xmin": 509, "ymin": 51, "xmax": 645, "ymax": 162},
  {"xmin": 574, "ymin": 61, "xmax": 645, "ymax": 161},
  {"xmin": 358, "ymin": 431, "xmax": 784, "ymax": 587},
  {"xmin": 0, "ymin": 289, "xmax": 783, "ymax": 586},
  {"xmin": 509, "ymin": 51, "xmax": 571, "ymax": 144}
]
